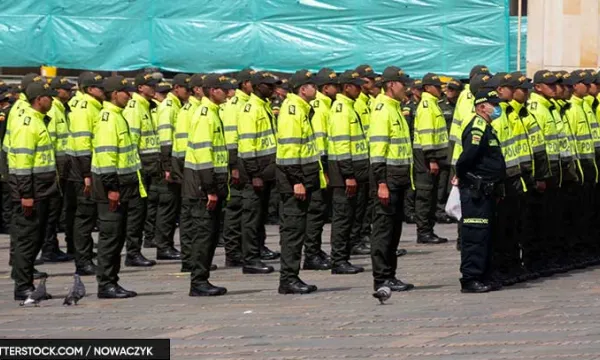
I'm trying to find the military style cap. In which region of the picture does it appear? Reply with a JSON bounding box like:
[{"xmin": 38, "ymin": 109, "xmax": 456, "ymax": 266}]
[
  {"xmin": 422, "ymin": 73, "xmax": 443, "ymax": 86},
  {"xmin": 510, "ymin": 72, "xmax": 533, "ymax": 89},
  {"xmin": 155, "ymin": 81, "xmax": 173, "ymax": 93},
  {"xmin": 203, "ymin": 74, "xmax": 237, "ymax": 90},
  {"xmin": 20, "ymin": 73, "xmax": 45, "ymax": 91},
  {"xmin": 78, "ymin": 71, "xmax": 95, "ymax": 86},
  {"xmin": 470, "ymin": 74, "xmax": 492, "ymax": 94},
  {"xmin": 565, "ymin": 70, "xmax": 593, "ymax": 86},
  {"xmin": 446, "ymin": 78, "xmax": 463, "ymax": 90},
  {"xmin": 251, "ymin": 71, "xmax": 282, "ymax": 86},
  {"xmin": 134, "ymin": 73, "xmax": 160, "ymax": 87},
  {"xmin": 487, "ymin": 72, "xmax": 520, "ymax": 88},
  {"xmin": 103, "ymin": 76, "xmax": 136, "ymax": 93},
  {"xmin": 381, "ymin": 66, "xmax": 410, "ymax": 83},
  {"xmin": 229, "ymin": 78, "xmax": 239, "ymax": 88},
  {"xmin": 25, "ymin": 82, "xmax": 57, "ymax": 100},
  {"xmin": 289, "ymin": 69, "xmax": 315, "ymax": 88},
  {"xmin": 189, "ymin": 74, "xmax": 206, "ymax": 88},
  {"xmin": 315, "ymin": 68, "xmax": 339, "ymax": 86},
  {"xmin": 411, "ymin": 79, "xmax": 423, "ymax": 90},
  {"xmin": 338, "ymin": 70, "xmax": 366, "ymax": 86},
  {"xmin": 474, "ymin": 89, "xmax": 502, "ymax": 106},
  {"xmin": 533, "ymin": 70, "xmax": 560, "ymax": 85},
  {"xmin": 0, "ymin": 91, "xmax": 9, "ymax": 102},
  {"xmin": 172, "ymin": 73, "xmax": 191, "ymax": 88},
  {"xmin": 50, "ymin": 76, "xmax": 75, "ymax": 91},
  {"xmin": 279, "ymin": 77, "xmax": 291, "ymax": 91},
  {"xmin": 355, "ymin": 64, "xmax": 377, "ymax": 79},
  {"xmin": 81, "ymin": 73, "xmax": 104, "ymax": 89},
  {"xmin": 373, "ymin": 75, "xmax": 384, "ymax": 88},
  {"xmin": 469, "ymin": 65, "xmax": 491, "ymax": 79},
  {"xmin": 237, "ymin": 68, "xmax": 257, "ymax": 83}
]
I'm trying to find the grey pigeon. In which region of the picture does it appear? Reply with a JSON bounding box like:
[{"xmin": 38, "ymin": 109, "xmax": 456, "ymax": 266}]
[
  {"xmin": 372, "ymin": 286, "xmax": 391, "ymax": 305},
  {"xmin": 63, "ymin": 274, "xmax": 86, "ymax": 306},
  {"xmin": 20, "ymin": 278, "xmax": 51, "ymax": 307}
]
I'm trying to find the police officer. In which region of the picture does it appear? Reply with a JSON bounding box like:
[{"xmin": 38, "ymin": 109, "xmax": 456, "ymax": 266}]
[
  {"xmin": 436, "ymin": 78, "xmax": 462, "ymax": 224},
  {"xmin": 0, "ymin": 86, "xmax": 13, "ymax": 234},
  {"xmin": 402, "ymin": 81, "xmax": 419, "ymax": 224},
  {"xmin": 351, "ymin": 65, "xmax": 377, "ymax": 254},
  {"xmin": 237, "ymin": 71, "xmax": 281, "ymax": 275},
  {"xmin": 456, "ymin": 90, "xmax": 506, "ymax": 293},
  {"xmin": 185, "ymin": 74, "xmax": 234, "ymax": 296},
  {"xmin": 153, "ymin": 74, "xmax": 190, "ymax": 261},
  {"xmin": 123, "ymin": 73, "xmax": 161, "ymax": 267},
  {"xmin": 369, "ymin": 66, "xmax": 414, "ymax": 292},
  {"xmin": 328, "ymin": 70, "xmax": 369, "ymax": 275},
  {"xmin": 221, "ymin": 69, "xmax": 254, "ymax": 267},
  {"xmin": 173, "ymin": 74, "xmax": 205, "ymax": 272},
  {"xmin": 302, "ymin": 68, "xmax": 338, "ymax": 271},
  {"xmin": 413, "ymin": 73, "xmax": 449, "ymax": 244},
  {"xmin": 9, "ymin": 82, "xmax": 58, "ymax": 300},
  {"xmin": 66, "ymin": 72, "xmax": 104, "ymax": 276},
  {"xmin": 41, "ymin": 77, "xmax": 76, "ymax": 263},
  {"xmin": 277, "ymin": 69, "xmax": 324, "ymax": 294},
  {"xmin": 92, "ymin": 76, "xmax": 141, "ymax": 299}
]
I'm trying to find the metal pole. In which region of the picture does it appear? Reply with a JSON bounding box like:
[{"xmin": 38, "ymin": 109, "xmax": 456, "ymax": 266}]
[{"xmin": 517, "ymin": 0, "xmax": 523, "ymax": 71}]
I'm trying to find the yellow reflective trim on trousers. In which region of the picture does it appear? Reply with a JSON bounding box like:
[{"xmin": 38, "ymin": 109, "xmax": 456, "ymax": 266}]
[{"xmin": 463, "ymin": 218, "xmax": 488, "ymax": 224}]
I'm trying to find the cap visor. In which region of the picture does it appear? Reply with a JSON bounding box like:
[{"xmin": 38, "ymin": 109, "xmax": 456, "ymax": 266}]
[
  {"xmin": 147, "ymin": 79, "xmax": 160, "ymax": 86},
  {"xmin": 488, "ymin": 98, "xmax": 502, "ymax": 105},
  {"xmin": 518, "ymin": 82, "xmax": 534, "ymax": 89}
]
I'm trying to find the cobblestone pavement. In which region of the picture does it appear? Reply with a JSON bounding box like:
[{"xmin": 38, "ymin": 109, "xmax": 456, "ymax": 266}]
[{"xmin": 1, "ymin": 224, "xmax": 600, "ymax": 359}]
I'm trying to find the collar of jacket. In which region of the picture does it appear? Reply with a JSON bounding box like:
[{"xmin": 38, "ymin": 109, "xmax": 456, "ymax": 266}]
[
  {"xmin": 508, "ymin": 99, "xmax": 524, "ymax": 114},
  {"xmin": 286, "ymin": 93, "xmax": 311, "ymax": 114},
  {"xmin": 357, "ymin": 92, "xmax": 369, "ymax": 105},
  {"xmin": 166, "ymin": 92, "xmax": 182, "ymax": 108},
  {"xmin": 102, "ymin": 101, "xmax": 124, "ymax": 115},
  {"xmin": 201, "ymin": 96, "xmax": 220, "ymax": 113},
  {"xmin": 380, "ymin": 94, "xmax": 401, "ymax": 109},
  {"xmin": 235, "ymin": 89, "xmax": 250, "ymax": 103},
  {"xmin": 570, "ymin": 95, "xmax": 584, "ymax": 107},
  {"xmin": 187, "ymin": 95, "xmax": 202, "ymax": 107},
  {"xmin": 530, "ymin": 92, "xmax": 554, "ymax": 110},
  {"xmin": 52, "ymin": 97, "xmax": 65, "ymax": 113},
  {"xmin": 316, "ymin": 91, "xmax": 332, "ymax": 109},
  {"xmin": 421, "ymin": 91, "xmax": 438, "ymax": 102},
  {"xmin": 249, "ymin": 92, "xmax": 269, "ymax": 108},
  {"xmin": 335, "ymin": 93, "xmax": 355, "ymax": 107},
  {"xmin": 83, "ymin": 93, "xmax": 102, "ymax": 110},
  {"xmin": 132, "ymin": 92, "xmax": 150, "ymax": 110},
  {"xmin": 584, "ymin": 95, "xmax": 595, "ymax": 107}
]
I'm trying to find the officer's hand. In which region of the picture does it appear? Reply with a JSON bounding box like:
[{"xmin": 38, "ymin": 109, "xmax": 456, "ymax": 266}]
[
  {"xmin": 21, "ymin": 198, "xmax": 34, "ymax": 216},
  {"xmin": 231, "ymin": 169, "xmax": 240, "ymax": 185},
  {"xmin": 252, "ymin": 177, "xmax": 264, "ymax": 191},
  {"xmin": 108, "ymin": 191, "xmax": 120, "ymax": 212},
  {"xmin": 535, "ymin": 180, "xmax": 546, "ymax": 193},
  {"xmin": 293, "ymin": 183, "xmax": 306, "ymax": 201},
  {"xmin": 451, "ymin": 176, "xmax": 459, "ymax": 186},
  {"xmin": 377, "ymin": 183, "xmax": 390, "ymax": 206},
  {"xmin": 345, "ymin": 178, "xmax": 357, "ymax": 198},
  {"xmin": 83, "ymin": 177, "xmax": 92, "ymax": 197},
  {"xmin": 207, "ymin": 194, "xmax": 218, "ymax": 210},
  {"xmin": 165, "ymin": 171, "xmax": 172, "ymax": 183},
  {"xmin": 429, "ymin": 161, "xmax": 439, "ymax": 176}
]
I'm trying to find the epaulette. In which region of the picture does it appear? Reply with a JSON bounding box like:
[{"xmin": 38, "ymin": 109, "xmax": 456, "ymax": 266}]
[
  {"xmin": 289, "ymin": 105, "xmax": 296, "ymax": 115},
  {"xmin": 472, "ymin": 117, "xmax": 486, "ymax": 131},
  {"xmin": 375, "ymin": 103, "xmax": 384, "ymax": 111},
  {"xmin": 244, "ymin": 104, "xmax": 251, "ymax": 112}
]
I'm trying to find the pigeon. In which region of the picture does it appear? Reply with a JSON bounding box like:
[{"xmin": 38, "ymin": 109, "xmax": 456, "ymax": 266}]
[
  {"xmin": 372, "ymin": 286, "xmax": 391, "ymax": 305},
  {"xmin": 63, "ymin": 274, "xmax": 86, "ymax": 306},
  {"xmin": 20, "ymin": 278, "xmax": 51, "ymax": 307}
]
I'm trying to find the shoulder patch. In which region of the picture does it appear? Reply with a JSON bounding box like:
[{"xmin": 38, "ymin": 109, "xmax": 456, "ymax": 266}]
[
  {"xmin": 166, "ymin": 99, "xmax": 173, "ymax": 106},
  {"xmin": 232, "ymin": 97, "xmax": 238, "ymax": 104},
  {"xmin": 289, "ymin": 104, "xmax": 296, "ymax": 115},
  {"xmin": 128, "ymin": 100, "xmax": 136, "ymax": 108},
  {"xmin": 244, "ymin": 104, "xmax": 251, "ymax": 112},
  {"xmin": 183, "ymin": 103, "xmax": 192, "ymax": 110},
  {"xmin": 81, "ymin": 101, "xmax": 87, "ymax": 109},
  {"xmin": 71, "ymin": 100, "xmax": 78, "ymax": 108},
  {"xmin": 201, "ymin": 107, "xmax": 208, "ymax": 116},
  {"xmin": 101, "ymin": 112, "xmax": 109, "ymax": 122},
  {"xmin": 473, "ymin": 117, "xmax": 487, "ymax": 131},
  {"xmin": 467, "ymin": 93, "xmax": 473, "ymax": 99},
  {"xmin": 313, "ymin": 100, "xmax": 319, "ymax": 109},
  {"xmin": 23, "ymin": 116, "xmax": 31, "ymax": 126},
  {"xmin": 422, "ymin": 100, "xmax": 428, "ymax": 108},
  {"xmin": 530, "ymin": 102, "xmax": 537, "ymax": 110},
  {"xmin": 336, "ymin": 103, "xmax": 342, "ymax": 113},
  {"xmin": 375, "ymin": 103, "xmax": 384, "ymax": 111}
]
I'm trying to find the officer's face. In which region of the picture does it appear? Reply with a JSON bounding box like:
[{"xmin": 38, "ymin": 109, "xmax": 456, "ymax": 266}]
[
  {"xmin": 139, "ymin": 84, "xmax": 156, "ymax": 99},
  {"xmin": 513, "ymin": 88, "xmax": 528, "ymax": 103},
  {"xmin": 322, "ymin": 84, "xmax": 338, "ymax": 99},
  {"xmin": 227, "ymin": 89, "xmax": 236, "ymax": 99},
  {"xmin": 536, "ymin": 83, "xmax": 556, "ymax": 99},
  {"xmin": 258, "ymin": 83, "xmax": 275, "ymax": 99},
  {"xmin": 589, "ymin": 83, "xmax": 599, "ymax": 96},
  {"xmin": 412, "ymin": 88, "xmax": 422, "ymax": 100},
  {"xmin": 445, "ymin": 88, "xmax": 459, "ymax": 101},
  {"xmin": 241, "ymin": 81, "xmax": 253, "ymax": 95},
  {"xmin": 361, "ymin": 78, "xmax": 374, "ymax": 93},
  {"xmin": 114, "ymin": 90, "xmax": 131, "ymax": 108},
  {"xmin": 497, "ymin": 86, "xmax": 514, "ymax": 101},
  {"xmin": 390, "ymin": 81, "xmax": 406, "ymax": 101},
  {"xmin": 344, "ymin": 84, "xmax": 362, "ymax": 100},
  {"xmin": 37, "ymin": 96, "xmax": 53, "ymax": 114},
  {"xmin": 573, "ymin": 82, "xmax": 589, "ymax": 97},
  {"xmin": 56, "ymin": 88, "xmax": 71, "ymax": 103},
  {"xmin": 174, "ymin": 85, "xmax": 190, "ymax": 102},
  {"xmin": 210, "ymin": 88, "xmax": 227, "ymax": 105},
  {"xmin": 88, "ymin": 86, "xmax": 105, "ymax": 102},
  {"xmin": 300, "ymin": 83, "xmax": 317, "ymax": 102}
]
